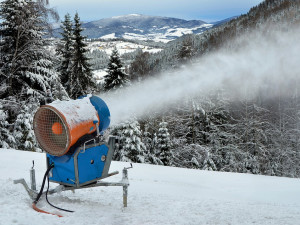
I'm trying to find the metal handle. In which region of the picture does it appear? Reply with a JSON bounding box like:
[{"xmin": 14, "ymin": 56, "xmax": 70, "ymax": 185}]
[{"xmin": 81, "ymin": 138, "xmax": 96, "ymax": 153}]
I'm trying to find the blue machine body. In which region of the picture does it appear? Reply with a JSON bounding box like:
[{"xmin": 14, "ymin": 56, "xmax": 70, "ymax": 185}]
[
  {"xmin": 47, "ymin": 144, "xmax": 109, "ymax": 186},
  {"xmin": 45, "ymin": 96, "xmax": 113, "ymax": 187}
]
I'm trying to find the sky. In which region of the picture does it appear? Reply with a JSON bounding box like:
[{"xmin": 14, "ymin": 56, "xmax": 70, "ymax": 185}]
[{"xmin": 49, "ymin": 0, "xmax": 264, "ymax": 22}]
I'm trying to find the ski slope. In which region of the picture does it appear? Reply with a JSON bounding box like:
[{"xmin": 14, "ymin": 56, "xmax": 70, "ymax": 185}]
[{"xmin": 1, "ymin": 148, "xmax": 300, "ymax": 225}]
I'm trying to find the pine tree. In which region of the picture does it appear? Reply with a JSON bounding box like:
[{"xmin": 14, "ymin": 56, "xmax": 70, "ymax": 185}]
[
  {"xmin": 185, "ymin": 99, "xmax": 205, "ymax": 144},
  {"xmin": 0, "ymin": 0, "xmax": 45, "ymax": 101},
  {"xmin": 13, "ymin": 98, "xmax": 39, "ymax": 151},
  {"xmin": 173, "ymin": 144, "xmax": 216, "ymax": 170},
  {"xmin": 157, "ymin": 121, "xmax": 173, "ymax": 166},
  {"xmin": 114, "ymin": 120, "xmax": 146, "ymax": 163},
  {"xmin": 231, "ymin": 99, "xmax": 270, "ymax": 174},
  {"xmin": 57, "ymin": 13, "xmax": 73, "ymax": 93},
  {"xmin": 152, "ymin": 132, "xmax": 158, "ymax": 154},
  {"xmin": 202, "ymin": 91, "xmax": 242, "ymax": 173},
  {"xmin": 0, "ymin": 0, "xmax": 67, "ymax": 151},
  {"xmin": 177, "ymin": 34, "xmax": 194, "ymax": 64},
  {"xmin": 143, "ymin": 124, "xmax": 153, "ymax": 154},
  {"xmin": 69, "ymin": 12, "xmax": 95, "ymax": 99},
  {"xmin": 143, "ymin": 124, "xmax": 162, "ymax": 165},
  {"xmin": 104, "ymin": 47, "xmax": 129, "ymax": 91},
  {"xmin": 0, "ymin": 0, "xmax": 62, "ymax": 103},
  {"xmin": 129, "ymin": 49, "xmax": 150, "ymax": 82},
  {"xmin": 0, "ymin": 100, "xmax": 15, "ymax": 148}
]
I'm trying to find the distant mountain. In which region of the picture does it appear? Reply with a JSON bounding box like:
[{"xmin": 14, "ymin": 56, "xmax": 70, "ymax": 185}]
[
  {"xmin": 140, "ymin": 0, "xmax": 300, "ymax": 74},
  {"xmin": 212, "ymin": 16, "xmax": 238, "ymax": 27},
  {"xmin": 52, "ymin": 14, "xmax": 231, "ymax": 42}
]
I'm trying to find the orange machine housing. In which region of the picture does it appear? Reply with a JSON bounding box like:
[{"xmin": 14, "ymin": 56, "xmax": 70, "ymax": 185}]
[{"xmin": 33, "ymin": 97, "xmax": 101, "ymax": 156}]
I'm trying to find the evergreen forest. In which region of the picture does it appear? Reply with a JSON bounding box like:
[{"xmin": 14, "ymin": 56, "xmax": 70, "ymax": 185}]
[{"xmin": 1, "ymin": 0, "xmax": 300, "ymax": 178}]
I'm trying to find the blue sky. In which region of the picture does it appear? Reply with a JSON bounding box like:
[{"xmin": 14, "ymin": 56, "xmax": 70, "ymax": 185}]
[{"xmin": 49, "ymin": 0, "xmax": 264, "ymax": 22}]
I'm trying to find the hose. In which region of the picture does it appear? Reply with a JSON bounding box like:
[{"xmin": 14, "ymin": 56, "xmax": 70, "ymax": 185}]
[
  {"xmin": 32, "ymin": 202, "xmax": 63, "ymax": 217},
  {"xmin": 32, "ymin": 163, "xmax": 73, "ymax": 217}
]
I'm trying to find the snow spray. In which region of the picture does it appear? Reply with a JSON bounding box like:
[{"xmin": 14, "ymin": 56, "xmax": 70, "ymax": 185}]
[{"xmin": 100, "ymin": 25, "xmax": 300, "ymax": 126}]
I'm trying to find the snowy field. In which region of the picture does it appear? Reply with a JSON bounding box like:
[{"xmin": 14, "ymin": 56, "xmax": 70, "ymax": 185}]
[
  {"xmin": 88, "ymin": 40, "xmax": 163, "ymax": 55},
  {"xmin": 1, "ymin": 149, "xmax": 300, "ymax": 225}
]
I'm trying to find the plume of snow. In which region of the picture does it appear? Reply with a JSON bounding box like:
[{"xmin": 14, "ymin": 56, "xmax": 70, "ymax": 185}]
[{"xmin": 99, "ymin": 25, "xmax": 300, "ymax": 126}]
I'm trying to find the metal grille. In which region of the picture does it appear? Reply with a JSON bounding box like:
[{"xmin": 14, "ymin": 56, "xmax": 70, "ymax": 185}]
[{"xmin": 34, "ymin": 107, "xmax": 69, "ymax": 156}]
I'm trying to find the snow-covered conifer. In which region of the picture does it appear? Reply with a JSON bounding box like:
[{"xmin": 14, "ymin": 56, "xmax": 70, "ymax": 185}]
[
  {"xmin": 0, "ymin": 0, "xmax": 67, "ymax": 151},
  {"xmin": 13, "ymin": 98, "xmax": 39, "ymax": 151},
  {"xmin": 69, "ymin": 12, "xmax": 95, "ymax": 99},
  {"xmin": 104, "ymin": 47, "xmax": 129, "ymax": 91},
  {"xmin": 157, "ymin": 121, "xmax": 173, "ymax": 166},
  {"xmin": 177, "ymin": 34, "xmax": 194, "ymax": 64},
  {"xmin": 0, "ymin": 101, "xmax": 15, "ymax": 148},
  {"xmin": 0, "ymin": 0, "xmax": 62, "ymax": 103},
  {"xmin": 0, "ymin": 0, "xmax": 46, "ymax": 101},
  {"xmin": 152, "ymin": 132, "xmax": 158, "ymax": 153},
  {"xmin": 57, "ymin": 13, "xmax": 73, "ymax": 93},
  {"xmin": 114, "ymin": 120, "xmax": 146, "ymax": 163},
  {"xmin": 143, "ymin": 124, "xmax": 162, "ymax": 165},
  {"xmin": 173, "ymin": 144, "xmax": 216, "ymax": 170},
  {"xmin": 186, "ymin": 99, "xmax": 206, "ymax": 144},
  {"xmin": 143, "ymin": 124, "xmax": 152, "ymax": 153},
  {"xmin": 129, "ymin": 49, "xmax": 151, "ymax": 82}
]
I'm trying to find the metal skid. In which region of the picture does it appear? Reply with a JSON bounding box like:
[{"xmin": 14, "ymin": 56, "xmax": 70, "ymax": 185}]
[
  {"xmin": 14, "ymin": 136, "xmax": 132, "ymax": 208},
  {"xmin": 14, "ymin": 166, "xmax": 130, "ymax": 207}
]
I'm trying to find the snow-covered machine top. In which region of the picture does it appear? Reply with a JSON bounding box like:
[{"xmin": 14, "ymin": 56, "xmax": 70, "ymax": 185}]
[{"xmin": 33, "ymin": 95, "xmax": 110, "ymax": 156}]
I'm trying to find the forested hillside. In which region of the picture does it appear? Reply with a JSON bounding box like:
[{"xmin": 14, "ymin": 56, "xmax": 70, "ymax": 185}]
[
  {"xmin": 113, "ymin": 0, "xmax": 300, "ymax": 178},
  {"xmin": 1, "ymin": 0, "xmax": 300, "ymax": 178},
  {"xmin": 143, "ymin": 0, "xmax": 300, "ymax": 73}
]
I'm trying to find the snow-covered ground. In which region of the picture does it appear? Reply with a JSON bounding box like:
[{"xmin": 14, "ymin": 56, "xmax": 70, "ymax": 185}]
[
  {"xmin": 88, "ymin": 40, "xmax": 163, "ymax": 56},
  {"xmin": 1, "ymin": 148, "xmax": 300, "ymax": 225},
  {"xmin": 98, "ymin": 21, "xmax": 213, "ymax": 43},
  {"xmin": 90, "ymin": 39, "xmax": 164, "ymax": 83},
  {"xmin": 145, "ymin": 24, "xmax": 213, "ymax": 42},
  {"xmin": 93, "ymin": 70, "xmax": 107, "ymax": 83}
]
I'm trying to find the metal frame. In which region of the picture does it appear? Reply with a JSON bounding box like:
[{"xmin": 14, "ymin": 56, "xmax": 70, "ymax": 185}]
[
  {"xmin": 14, "ymin": 136, "xmax": 132, "ymax": 208},
  {"xmin": 14, "ymin": 166, "xmax": 131, "ymax": 207}
]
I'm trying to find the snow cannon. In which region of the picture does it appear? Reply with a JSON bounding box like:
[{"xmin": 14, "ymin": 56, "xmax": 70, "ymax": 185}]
[
  {"xmin": 14, "ymin": 96, "xmax": 131, "ymax": 215},
  {"xmin": 33, "ymin": 95, "xmax": 110, "ymax": 156},
  {"xmin": 32, "ymin": 95, "xmax": 122, "ymax": 188}
]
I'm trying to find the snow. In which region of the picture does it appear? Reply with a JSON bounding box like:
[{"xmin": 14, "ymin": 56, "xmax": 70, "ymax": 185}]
[
  {"xmin": 123, "ymin": 24, "xmax": 214, "ymax": 43},
  {"xmin": 101, "ymin": 33, "xmax": 116, "ymax": 40},
  {"xmin": 93, "ymin": 70, "xmax": 107, "ymax": 83},
  {"xmin": 96, "ymin": 24, "xmax": 213, "ymax": 43},
  {"xmin": 49, "ymin": 96, "xmax": 98, "ymax": 128},
  {"xmin": 145, "ymin": 24, "xmax": 214, "ymax": 42},
  {"xmin": 1, "ymin": 148, "xmax": 300, "ymax": 225},
  {"xmin": 112, "ymin": 14, "xmax": 142, "ymax": 19},
  {"xmin": 88, "ymin": 40, "xmax": 163, "ymax": 56},
  {"xmin": 122, "ymin": 33, "xmax": 148, "ymax": 41}
]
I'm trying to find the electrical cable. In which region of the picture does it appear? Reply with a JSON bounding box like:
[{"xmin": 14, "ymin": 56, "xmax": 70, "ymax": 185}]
[
  {"xmin": 32, "ymin": 202, "xmax": 63, "ymax": 217},
  {"xmin": 45, "ymin": 174, "xmax": 74, "ymax": 213},
  {"xmin": 32, "ymin": 163, "xmax": 74, "ymax": 217},
  {"xmin": 33, "ymin": 163, "xmax": 54, "ymax": 204}
]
